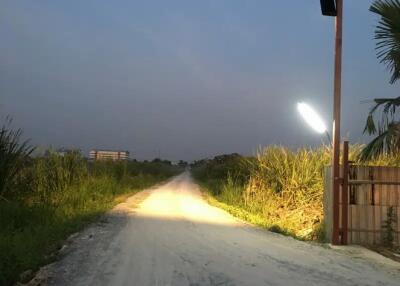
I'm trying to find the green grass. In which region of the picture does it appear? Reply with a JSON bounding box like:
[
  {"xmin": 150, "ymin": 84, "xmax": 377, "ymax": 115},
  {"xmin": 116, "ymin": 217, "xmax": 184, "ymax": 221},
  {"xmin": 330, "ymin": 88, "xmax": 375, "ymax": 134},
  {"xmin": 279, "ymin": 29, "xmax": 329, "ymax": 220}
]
[{"xmin": 0, "ymin": 153, "xmax": 182, "ymax": 286}]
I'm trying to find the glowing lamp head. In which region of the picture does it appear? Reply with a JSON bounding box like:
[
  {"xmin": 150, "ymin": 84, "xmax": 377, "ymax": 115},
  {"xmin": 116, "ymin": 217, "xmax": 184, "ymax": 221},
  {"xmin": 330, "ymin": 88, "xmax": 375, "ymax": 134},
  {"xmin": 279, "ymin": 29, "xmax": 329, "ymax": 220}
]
[{"xmin": 297, "ymin": 102, "xmax": 327, "ymax": 134}]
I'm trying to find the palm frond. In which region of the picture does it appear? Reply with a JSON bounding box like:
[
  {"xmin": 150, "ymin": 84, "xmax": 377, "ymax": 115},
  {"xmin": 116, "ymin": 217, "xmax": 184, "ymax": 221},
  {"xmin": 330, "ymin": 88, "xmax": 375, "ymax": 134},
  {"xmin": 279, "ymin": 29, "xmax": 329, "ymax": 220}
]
[
  {"xmin": 363, "ymin": 96, "xmax": 400, "ymax": 135},
  {"xmin": 370, "ymin": 0, "xmax": 400, "ymax": 83},
  {"xmin": 360, "ymin": 121, "xmax": 400, "ymax": 161},
  {"xmin": 364, "ymin": 114, "xmax": 377, "ymax": 134}
]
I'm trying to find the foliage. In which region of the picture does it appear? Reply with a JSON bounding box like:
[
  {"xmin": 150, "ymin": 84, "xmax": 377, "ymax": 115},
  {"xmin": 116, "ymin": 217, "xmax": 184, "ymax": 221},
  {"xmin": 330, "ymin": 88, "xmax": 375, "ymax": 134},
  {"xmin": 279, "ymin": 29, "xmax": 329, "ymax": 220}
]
[
  {"xmin": 0, "ymin": 123, "xmax": 182, "ymax": 286},
  {"xmin": 362, "ymin": 1, "xmax": 400, "ymax": 159},
  {"xmin": 191, "ymin": 153, "xmax": 251, "ymax": 186},
  {"xmin": 31, "ymin": 151, "xmax": 88, "ymax": 202},
  {"xmin": 193, "ymin": 145, "xmax": 400, "ymax": 241},
  {"xmin": 243, "ymin": 146, "xmax": 330, "ymax": 239},
  {"xmin": 192, "ymin": 148, "xmax": 329, "ymax": 240},
  {"xmin": 362, "ymin": 98, "xmax": 400, "ymax": 160},
  {"xmin": 370, "ymin": 0, "xmax": 400, "ymax": 84},
  {"xmin": 0, "ymin": 117, "xmax": 34, "ymax": 200}
]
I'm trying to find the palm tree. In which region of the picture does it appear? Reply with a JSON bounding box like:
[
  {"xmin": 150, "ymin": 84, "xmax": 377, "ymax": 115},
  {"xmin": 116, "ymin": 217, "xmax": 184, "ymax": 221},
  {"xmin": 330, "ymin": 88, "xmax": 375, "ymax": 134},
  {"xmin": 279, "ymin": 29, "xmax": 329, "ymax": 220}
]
[{"xmin": 361, "ymin": 0, "xmax": 400, "ymax": 160}]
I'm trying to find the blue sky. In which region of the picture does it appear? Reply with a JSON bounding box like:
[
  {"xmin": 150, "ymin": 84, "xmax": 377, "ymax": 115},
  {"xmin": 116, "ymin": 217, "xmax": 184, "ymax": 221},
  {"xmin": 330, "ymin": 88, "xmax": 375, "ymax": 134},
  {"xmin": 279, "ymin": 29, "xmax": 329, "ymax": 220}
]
[{"xmin": 1, "ymin": 1, "xmax": 398, "ymax": 160}]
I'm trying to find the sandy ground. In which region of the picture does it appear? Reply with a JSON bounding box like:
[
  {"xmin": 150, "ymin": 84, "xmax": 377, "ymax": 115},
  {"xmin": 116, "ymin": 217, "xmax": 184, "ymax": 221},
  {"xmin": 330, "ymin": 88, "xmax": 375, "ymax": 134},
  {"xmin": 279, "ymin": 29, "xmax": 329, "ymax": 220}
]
[{"xmin": 29, "ymin": 172, "xmax": 400, "ymax": 286}]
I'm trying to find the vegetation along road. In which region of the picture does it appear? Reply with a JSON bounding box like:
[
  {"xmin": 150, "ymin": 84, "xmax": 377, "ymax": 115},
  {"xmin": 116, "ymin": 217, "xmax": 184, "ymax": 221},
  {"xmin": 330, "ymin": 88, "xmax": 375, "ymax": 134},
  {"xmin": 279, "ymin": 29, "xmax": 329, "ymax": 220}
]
[{"xmin": 29, "ymin": 172, "xmax": 400, "ymax": 286}]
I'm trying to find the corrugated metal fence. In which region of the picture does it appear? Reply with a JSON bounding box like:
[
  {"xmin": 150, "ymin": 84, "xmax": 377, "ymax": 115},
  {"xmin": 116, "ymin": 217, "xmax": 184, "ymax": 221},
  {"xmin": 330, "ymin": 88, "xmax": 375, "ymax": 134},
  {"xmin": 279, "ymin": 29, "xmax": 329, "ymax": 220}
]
[{"xmin": 324, "ymin": 165, "xmax": 400, "ymax": 246}]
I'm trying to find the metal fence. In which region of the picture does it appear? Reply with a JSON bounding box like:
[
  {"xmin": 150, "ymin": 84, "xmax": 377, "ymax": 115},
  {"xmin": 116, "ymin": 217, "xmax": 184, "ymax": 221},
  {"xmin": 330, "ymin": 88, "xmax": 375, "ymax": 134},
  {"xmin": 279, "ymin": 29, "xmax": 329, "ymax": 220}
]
[
  {"xmin": 345, "ymin": 165, "xmax": 400, "ymax": 245},
  {"xmin": 324, "ymin": 146, "xmax": 400, "ymax": 246}
]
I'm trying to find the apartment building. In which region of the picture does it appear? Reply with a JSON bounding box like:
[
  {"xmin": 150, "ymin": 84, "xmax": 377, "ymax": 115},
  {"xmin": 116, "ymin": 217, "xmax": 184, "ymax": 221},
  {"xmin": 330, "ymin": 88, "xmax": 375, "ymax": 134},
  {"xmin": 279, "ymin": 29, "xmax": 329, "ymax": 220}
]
[{"xmin": 89, "ymin": 150, "xmax": 129, "ymax": 161}]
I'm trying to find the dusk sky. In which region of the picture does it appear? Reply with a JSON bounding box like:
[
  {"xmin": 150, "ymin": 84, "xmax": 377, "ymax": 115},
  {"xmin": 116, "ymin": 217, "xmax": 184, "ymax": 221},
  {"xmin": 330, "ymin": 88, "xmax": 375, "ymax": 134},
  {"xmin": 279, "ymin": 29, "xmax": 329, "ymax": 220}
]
[{"xmin": 1, "ymin": 1, "xmax": 398, "ymax": 161}]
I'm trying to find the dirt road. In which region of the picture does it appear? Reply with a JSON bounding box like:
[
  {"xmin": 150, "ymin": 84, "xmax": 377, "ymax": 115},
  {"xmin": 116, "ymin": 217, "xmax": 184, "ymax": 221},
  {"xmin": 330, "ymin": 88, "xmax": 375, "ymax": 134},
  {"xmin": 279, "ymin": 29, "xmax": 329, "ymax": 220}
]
[{"xmin": 35, "ymin": 172, "xmax": 399, "ymax": 286}]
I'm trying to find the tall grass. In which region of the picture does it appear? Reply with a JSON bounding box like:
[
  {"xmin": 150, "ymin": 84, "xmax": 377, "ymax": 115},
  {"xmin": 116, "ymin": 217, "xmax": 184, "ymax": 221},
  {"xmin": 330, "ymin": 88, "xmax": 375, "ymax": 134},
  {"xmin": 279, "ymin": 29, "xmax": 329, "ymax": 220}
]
[
  {"xmin": 192, "ymin": 146, "xmax": 400, "ymax": 241},
  {"xmin": 0, "ymin": 117, "xmax": 34, "ymax": 200},
  {"xmin": 0, "ymin": 122, "xmax": 182, "ymax": 286},
  {"xmin": 243, "ymin": 146, "xmax": 330, "ymax": 238},
  {"xmin": 1, "ymin": 153, "xmax": 181, "ymax": 285}
]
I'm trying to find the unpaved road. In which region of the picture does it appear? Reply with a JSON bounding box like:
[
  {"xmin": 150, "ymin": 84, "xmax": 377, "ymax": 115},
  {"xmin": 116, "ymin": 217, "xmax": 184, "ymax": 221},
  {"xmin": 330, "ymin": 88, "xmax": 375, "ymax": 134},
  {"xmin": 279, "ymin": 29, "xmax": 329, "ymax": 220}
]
[{"xmin": 33, "ymin": 172, "xmax": 400, "ymax": 286}]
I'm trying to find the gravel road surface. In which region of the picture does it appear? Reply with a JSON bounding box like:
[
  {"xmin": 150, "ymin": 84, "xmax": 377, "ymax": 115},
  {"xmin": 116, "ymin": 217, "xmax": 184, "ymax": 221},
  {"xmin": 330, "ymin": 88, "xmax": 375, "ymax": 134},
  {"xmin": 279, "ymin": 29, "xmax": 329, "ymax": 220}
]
[{"xmin": 31, "ymin": 172, "xmax": 400, "ymax": 286}]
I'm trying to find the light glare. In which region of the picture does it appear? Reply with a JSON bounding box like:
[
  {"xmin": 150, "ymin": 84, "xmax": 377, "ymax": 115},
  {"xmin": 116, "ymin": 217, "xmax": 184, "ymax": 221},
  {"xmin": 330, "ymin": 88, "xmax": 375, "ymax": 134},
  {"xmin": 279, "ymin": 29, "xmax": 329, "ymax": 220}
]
[{"xmin": 297, "ymin": 102, "xmax": 327, "ymax": 134}]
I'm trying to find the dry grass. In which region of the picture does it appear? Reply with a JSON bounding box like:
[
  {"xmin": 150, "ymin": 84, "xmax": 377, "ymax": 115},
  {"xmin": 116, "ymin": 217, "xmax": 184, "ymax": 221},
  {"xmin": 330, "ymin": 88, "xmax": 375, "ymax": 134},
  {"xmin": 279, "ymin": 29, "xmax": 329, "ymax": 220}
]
[{"xmin": 192, "ymin": 145, "xmax": 400, "ymax": 241}]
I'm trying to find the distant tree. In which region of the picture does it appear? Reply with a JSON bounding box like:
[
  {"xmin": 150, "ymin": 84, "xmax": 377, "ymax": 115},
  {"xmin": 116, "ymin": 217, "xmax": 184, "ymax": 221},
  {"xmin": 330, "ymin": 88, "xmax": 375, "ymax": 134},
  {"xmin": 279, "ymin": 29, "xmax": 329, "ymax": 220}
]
[
  {"xmin": 178, "ymin": 160, "xmax": 188, "ymax": 167},
  {"xmin": 362, "ymin": 0, "xmax": 400, "ymax": 160}
]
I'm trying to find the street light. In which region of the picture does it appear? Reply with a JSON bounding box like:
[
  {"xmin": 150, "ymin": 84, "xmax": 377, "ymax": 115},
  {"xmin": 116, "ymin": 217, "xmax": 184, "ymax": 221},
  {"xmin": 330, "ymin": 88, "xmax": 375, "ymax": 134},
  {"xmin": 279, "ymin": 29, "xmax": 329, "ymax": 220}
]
[
  {"xmin": 320, "ymin": 0, "xmax": 344, "ymax": 245},
  {"xmin": 320, "ymin": 0, "xmax": 337, "ymax": 16},
  {"xmin": 297, "ymin": 102, "xmax": 331, "ymax": 144},
  {"xmin": 297, "ymin": 102, "xmax": 327, "ymax": 134}
]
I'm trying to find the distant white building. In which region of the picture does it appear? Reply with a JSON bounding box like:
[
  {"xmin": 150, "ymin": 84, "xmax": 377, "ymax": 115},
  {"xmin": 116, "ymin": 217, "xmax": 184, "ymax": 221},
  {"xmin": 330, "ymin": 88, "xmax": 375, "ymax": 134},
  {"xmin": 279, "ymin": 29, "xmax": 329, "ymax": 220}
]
[{"xmin": 89, "ymin": 150, "xmax": 129, "ymax": 161}]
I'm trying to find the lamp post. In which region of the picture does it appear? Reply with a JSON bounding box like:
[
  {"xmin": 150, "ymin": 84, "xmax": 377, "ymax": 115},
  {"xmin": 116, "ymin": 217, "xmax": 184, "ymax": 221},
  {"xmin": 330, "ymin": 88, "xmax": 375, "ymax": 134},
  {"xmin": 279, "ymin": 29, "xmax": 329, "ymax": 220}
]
[{"xmin": 320, "ymin": 0, "xmax": 343, "ymax": 245}]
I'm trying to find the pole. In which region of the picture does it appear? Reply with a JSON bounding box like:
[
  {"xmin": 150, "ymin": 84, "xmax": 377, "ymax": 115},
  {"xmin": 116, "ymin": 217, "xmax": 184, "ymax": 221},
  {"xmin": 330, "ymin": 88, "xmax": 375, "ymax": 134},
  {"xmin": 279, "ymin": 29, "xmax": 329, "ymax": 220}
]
[
  {"xmin": 341, "ymin": 141, "xmax": 349, "ymax": 245},
  {"xmin": 332, "ymin": 0, "xmax": 343, "ymax": 245}
]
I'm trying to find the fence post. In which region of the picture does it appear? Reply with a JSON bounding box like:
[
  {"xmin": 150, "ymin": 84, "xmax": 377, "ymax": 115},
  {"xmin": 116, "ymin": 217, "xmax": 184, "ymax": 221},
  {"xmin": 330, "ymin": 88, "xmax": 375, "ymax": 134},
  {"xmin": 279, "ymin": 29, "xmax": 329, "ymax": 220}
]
[{"xmin": 341, "ymin": 141, "xmax": 349, "ymax": 244}]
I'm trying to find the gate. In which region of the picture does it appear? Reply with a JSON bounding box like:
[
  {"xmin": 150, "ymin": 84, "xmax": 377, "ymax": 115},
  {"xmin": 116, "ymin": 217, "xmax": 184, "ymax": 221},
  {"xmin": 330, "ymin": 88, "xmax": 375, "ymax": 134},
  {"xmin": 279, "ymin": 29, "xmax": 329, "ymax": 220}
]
[{"xmin": 324, "ymin": 142, "xmax": 400, "ymax": 246}]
